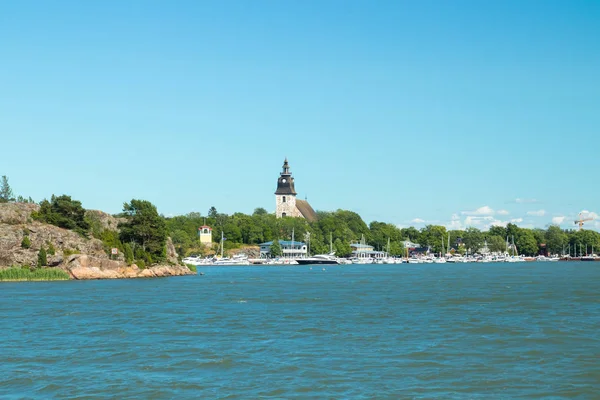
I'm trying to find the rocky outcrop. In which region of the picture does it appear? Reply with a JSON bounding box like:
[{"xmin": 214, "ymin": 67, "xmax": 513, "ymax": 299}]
[
  {"xmin": 84, "ymin": 209, "xmax": 126, "ymax": 232},
  {"xmin": 0, "ymin": 203, "xmax": 191, "ymax": 280},
  {"xmin": 62, "ymin": 254, "xmax": 194, "ymax": 279}
]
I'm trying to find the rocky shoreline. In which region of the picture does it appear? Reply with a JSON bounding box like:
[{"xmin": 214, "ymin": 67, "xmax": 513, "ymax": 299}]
[
  {"xmin": 62, "ymin": 254, "xmax": 194, "ymax": 279},
  {"xmin": 0, "ymin": 203, "xmax": 195, "ymax": 280}
]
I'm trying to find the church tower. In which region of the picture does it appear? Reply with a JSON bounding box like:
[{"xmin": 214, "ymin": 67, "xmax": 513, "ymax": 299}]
[{"xmin": 275, "ymin": 158, "xmax": 301, "ymax": 218}]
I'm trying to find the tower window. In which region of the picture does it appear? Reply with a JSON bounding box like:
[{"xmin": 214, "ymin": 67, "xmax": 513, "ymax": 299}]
[
  {"xmin": 282, "ymin": 196, "xmax": 286, "ymax": 203},
  {"xmin": 282, "ymin": 212, "xmax": 287, "ymax": 217}
]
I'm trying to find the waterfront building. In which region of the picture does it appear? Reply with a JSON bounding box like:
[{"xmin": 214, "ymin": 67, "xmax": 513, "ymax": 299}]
[
  {"xmin": 275, "ymin": 159, "xmax": 317, "ymax": 221},
  {"xmin": 260, "ymin": 240, "xmax": 308, "ymax": 259},
  {"xmin": 401, "ymin": 240, "xmax": 420, "ymax": 249},
  {"xmin": 198, "ymin": 225, "xmax": 212, "ymax": 246},
  {"xmin": 350, "ymin": 242, "xmax": 387, "ymax": 260}
]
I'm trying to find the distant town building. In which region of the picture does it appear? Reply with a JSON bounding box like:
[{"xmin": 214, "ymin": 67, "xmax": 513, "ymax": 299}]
[
  {"xmin": 349, "ymin": 242, "xmax": 387, "ymax": 260},
  {"xmin": 198, "ymin": 225, "xmax": 212, "ymax": 246},
  {"xmin": 275, "ymin": 159, "xmax": 317, "ymax": 222},
  {"xmin": 401, "ymin": 240, "xmax": 420, "ymax": 249},
  {"xmin": 260, "ymin": 240, "xmax": 307, "ymax": 258}
]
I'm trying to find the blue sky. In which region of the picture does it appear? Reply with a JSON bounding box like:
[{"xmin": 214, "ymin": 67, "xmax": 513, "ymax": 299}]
[{"xmin": 1, "ymin": 0, "xmax": 599, "ymax": 231}]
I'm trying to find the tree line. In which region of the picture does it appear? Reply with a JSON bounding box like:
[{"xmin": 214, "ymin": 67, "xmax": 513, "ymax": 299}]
[
  {"xmin": 167, "ymin": 207, "xmax": 600, "ymax": 258},
  {"xmin": 2, "ymin": 175, "xmax": 598, "ymax": 259}
]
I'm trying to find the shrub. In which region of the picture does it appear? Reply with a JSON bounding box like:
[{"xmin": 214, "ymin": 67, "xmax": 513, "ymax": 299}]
[
  {"xmin": 47, "ymin": 242, "xmax": 56, "ymax": 256},
  {"xmin": 136, "ymin": 259, "xmax": 146, "ymax": 269},
  {"xmin": 124, "ymin": 243, "xmax": 134, "ymax": 265},
  {"xmin": 38, "ymin": 247, "xmax": 47, "ymax": 267},
  {"xmin": 63, "ymin": 248, "xmax": 80, "ymax": 257},
  {"xmin": 21, "ymin": 236, "xmax": 31, "ymax": 249},
  {"xmin": 186, "ymin": 264, "xmax": 197, "ymax": 273}
]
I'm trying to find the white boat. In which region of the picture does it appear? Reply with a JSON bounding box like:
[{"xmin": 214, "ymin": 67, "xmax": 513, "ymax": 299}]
[
  {"xmin": 213, "ymin": 253, "xmax": 250, "ymax": 266},
  {"xmin": 296, "ymin": 253, "xmax": 340, "ymax": 265}
]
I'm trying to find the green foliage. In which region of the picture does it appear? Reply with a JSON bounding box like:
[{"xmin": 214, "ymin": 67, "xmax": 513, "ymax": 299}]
[
  {"xmin": 185, "ymin": 264, "xmax": 197, "ymax": 273},
  {"xmin": 119, "ymin": 199, "xmax": 167, "ymax": 263},
  {"xmin": 124, "ymin": 243, "xmax": 134, "ymax": 265},
  {"xmin": 136, "ymin": 259, "xmax": 146, "ymax": 269},
  {"xmin": 512, "ymin": 228, "xmax": 538, "ymax": 256},
  {"xmin": 269, "ymin": 239, "xmax": 282, "ymax": 257},
  {"xmin": 487, "ymin": 235, "xmax": 507, "ymax": 253},
  {"xmin": 0, "ymin": 267, "xmax": 69, "ymax": 281},
  {"xmin": 37, "ymin": 247, "xmax": 47, "ymax": 267},
  {"xmin": 462, "ymin": 227, "xmax": 484, "ymax": 253},
  {"xmin": 0, "ymin": 175, "xmax": 15, "ymax": 203},
  {"xmin": 21, "ymin": 235, "xmax": 31, "ymax": 249},
  {"xmin": 63, "ymin": 248, "xmax": 80, "ymax": 257},
  {"xmin": 32, "ymin": 195, "xmax": 90, "ymax": 236},
  {"xmin": 46, "ymin": 242, "xmax": 56, "ymax": 256}
]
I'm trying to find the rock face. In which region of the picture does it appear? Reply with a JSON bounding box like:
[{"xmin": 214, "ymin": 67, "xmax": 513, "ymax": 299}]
[
  {"xmin": 63, "ymin": 254, "xmax": 194, "ymax": 279},
  {"xmin": 0, "ymin": 203, "xmax": 192, "ymax": 280}
]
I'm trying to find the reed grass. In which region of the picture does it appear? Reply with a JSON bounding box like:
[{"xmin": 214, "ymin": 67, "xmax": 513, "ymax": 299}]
[
  {"xmin": 185, "ymin": 264, "xmax": 197, "ymax": 273},
  {"xmin": 0, "ymin": 267, "xmax": 70, "ymax": 281}
]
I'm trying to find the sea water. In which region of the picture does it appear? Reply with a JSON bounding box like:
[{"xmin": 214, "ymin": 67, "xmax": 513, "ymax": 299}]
[{"xmin": 1, "ymin": 262, "xmax": 599, "ymax": 399}]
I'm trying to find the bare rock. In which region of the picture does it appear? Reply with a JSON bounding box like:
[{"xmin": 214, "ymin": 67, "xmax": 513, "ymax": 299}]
[
  {"xmin": 0, "ymin": 203, "xmax": 39, "ymax": 225},
  {"xmin": 62, "ymin": 254, "xmax": 194, "ymax": 280},
  {"xmin": 85, "ymin": 209, "xmax": 126, "ymax": 232}
]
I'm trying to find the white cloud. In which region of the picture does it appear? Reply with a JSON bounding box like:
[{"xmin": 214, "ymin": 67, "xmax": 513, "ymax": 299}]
[
  {"xmin": 515, "ymin": 198, "xmax": 539, "ymax": 204},
  {"xmin": 489, "ymin": 219, "xmax": 508, "ymax": 227},
  {"xmin": 497, "ymin": 209, "xmax": 510, "ymax": 215},
  {"xmin": 526, "ymin": 209, "xmax": 546, "ymax": 217},
  {"xmin": 552, "ymin": 216, "xmax": 565, "ymax": 225},
  {"xmin": 411, "ymin": 218, "xmax": 425, "ymax": 224},
  {"xmin": 510, "ymin": 218, "xmax": 523, "ymax": 223},
  {"xmin": 462, "ymin": 206, "xmax": 495, "ymax": 216},
  {"xmin": 579, "ymin": 210, "xmax": 599, "ymax": 219}
]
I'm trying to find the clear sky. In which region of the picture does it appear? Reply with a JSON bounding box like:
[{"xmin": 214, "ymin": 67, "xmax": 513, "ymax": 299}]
[{"xmin": 1, "ymin": 0, "xmax": 599, "ymax": 231}]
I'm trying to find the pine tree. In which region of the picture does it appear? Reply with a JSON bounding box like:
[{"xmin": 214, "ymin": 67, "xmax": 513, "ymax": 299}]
[
  {"xmin": 0, "ymin": 175, "xmax": 14, "ymax": 203},
  {"xmin": 21, "ymin": 235, "xmax": 31, "ymax": 249},
  {"xmin": 38, "ymin": 247, "xmax": 47, "ymax": 267}
]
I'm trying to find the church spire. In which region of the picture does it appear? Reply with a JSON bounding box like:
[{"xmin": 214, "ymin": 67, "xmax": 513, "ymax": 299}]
[
  {"xmin": 275, "ymin": 158, "xmax": 297, "ymax": 195},
  {"xmin": 282, "ymin": 158, "xmax": 290, "ymax": 175}
]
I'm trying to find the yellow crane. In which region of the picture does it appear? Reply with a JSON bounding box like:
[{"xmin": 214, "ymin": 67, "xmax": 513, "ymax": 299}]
[{"xmin": 574, "ymin": 212, "xmax": 594, "ymax": 231}]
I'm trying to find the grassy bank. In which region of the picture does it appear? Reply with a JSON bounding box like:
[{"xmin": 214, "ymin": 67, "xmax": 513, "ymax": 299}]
[
  {"xmin": 185, "ymin": 264, "xmax": 197, "ymax": 273},
  {"xmin": 0, "ymin": 267, "xmax": 70, "ymax": 281}
]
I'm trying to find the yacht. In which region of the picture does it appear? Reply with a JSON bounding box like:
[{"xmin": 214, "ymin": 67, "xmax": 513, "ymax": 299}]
[{"xmin": 296, "ymin": 253, "xmax": 340, "ymax": 265}]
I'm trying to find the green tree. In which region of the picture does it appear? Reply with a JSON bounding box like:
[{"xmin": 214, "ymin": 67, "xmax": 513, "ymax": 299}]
[
  {"xmin": 119, "ymin": 199, "xmax": 167, "ymax": 263},
  {"xmin": 545, "ymin": 225, "xmax": 568, "ymax": 255},
  {"xmin": 0, "ymin": 175, "xmax": 15, "ymax": 203},
  {"xmin": 37, "ymin": 247, "xmax": 47, "ymax": 267},
  {"xmin": 253, "ymin": 207, "xmax": 268, "ymax": 216},
  {"xmin": 32, "ymin": 195, "xmax": 90, "ymax": 236},
  {"xmin": 124, "ymin": 243, "xmax": 134, "ymax": 265},
  {"xmin": 487, "ymin": 235, "xmax": 506, "ymax": 253},
  {"xmin": 269, "ymin": 239, "xmax": 282, "ymax": 257},
  {"xmin": 463, "ymin": 227, "xmax": 484, "ymax": 253},
  {"xmin": 208, "ymin": 206, "xmax": 218, "ymax": 218},
  {"xmin": 21, "ymin": 235, "xmax": 31, "ymax": 249},
  {"xmin": 516, "ymin": 229, "xmax": 538, "ymax": 256}
]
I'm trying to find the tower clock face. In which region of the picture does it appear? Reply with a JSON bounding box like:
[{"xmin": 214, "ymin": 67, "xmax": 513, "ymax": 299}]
[{"xmin": 282, "ymin": 179, "xmax": 287, "ymax": 183}]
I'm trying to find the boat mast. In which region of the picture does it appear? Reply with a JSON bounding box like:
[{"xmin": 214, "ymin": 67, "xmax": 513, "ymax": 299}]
[
  {"xmin": 221, "ymin": 231, "xmax": 224, "ymax": 258},
  {"xmin": 330, "ymin": 232, "xmax": 333, "ymax": 254}
]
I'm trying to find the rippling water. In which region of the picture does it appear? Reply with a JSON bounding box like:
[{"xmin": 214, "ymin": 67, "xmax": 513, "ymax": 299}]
[{"xmin": 1, "ymin": 262, "xmax": 599, "ymax": 398}]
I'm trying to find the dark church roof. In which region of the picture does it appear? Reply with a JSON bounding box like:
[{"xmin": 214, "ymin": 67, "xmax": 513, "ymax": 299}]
[
  {"xmin": 275, "ymin": 158, "xmax": 297, "ymax": 195},
  {"xmin": 296, "ymin": 199, "xmax": 317, "ymax": 222}
]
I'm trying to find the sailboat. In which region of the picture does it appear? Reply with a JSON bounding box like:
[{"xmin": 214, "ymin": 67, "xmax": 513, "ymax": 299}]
[{"xmin": 212, "ymin": 231, "xmax": 250, "ymax": 265}]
